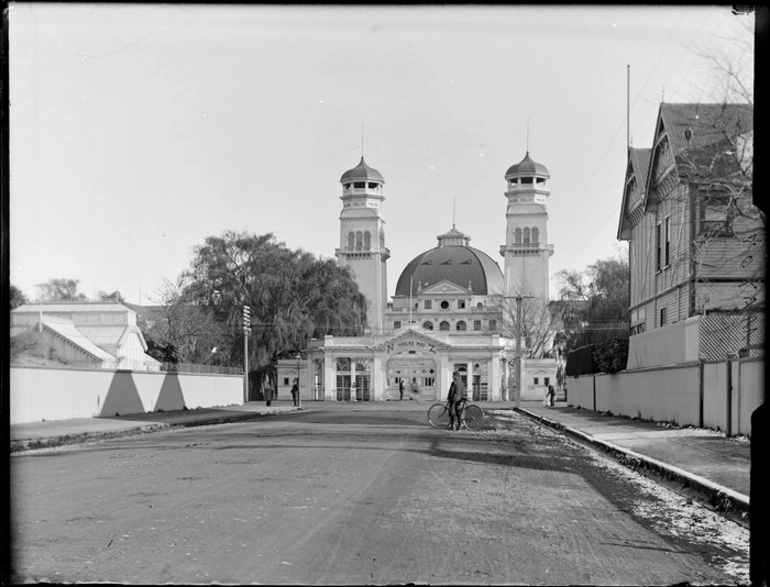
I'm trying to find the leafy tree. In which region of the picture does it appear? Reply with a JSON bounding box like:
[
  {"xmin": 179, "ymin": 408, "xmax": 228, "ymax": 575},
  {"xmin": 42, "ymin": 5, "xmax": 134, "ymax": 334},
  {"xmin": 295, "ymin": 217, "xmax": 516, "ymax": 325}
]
[
  {"xmin": 35, "ymin": 278, "xmax": 87, "ymax": 301},
  {"xmin": 554, "ymin": 254, "xmax": 630, "ymax": 356},
  {"xmin": 181, "ymin": 231, "xmax": 367, "ymax": 398},
  {"xmin": 97, "ymin": 290, "xmax": 125, "ymax": 303},
  {"xmin": 10, "ymin": 284, "xmax": 27, "ymax": 309}
]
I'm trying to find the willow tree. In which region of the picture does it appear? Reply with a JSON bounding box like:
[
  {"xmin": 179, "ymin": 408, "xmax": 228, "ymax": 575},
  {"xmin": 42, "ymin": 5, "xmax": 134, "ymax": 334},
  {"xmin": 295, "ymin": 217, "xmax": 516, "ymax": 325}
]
[{"xmin": 181, "ymin": 231, "xmax": 367, "ymax": 398}]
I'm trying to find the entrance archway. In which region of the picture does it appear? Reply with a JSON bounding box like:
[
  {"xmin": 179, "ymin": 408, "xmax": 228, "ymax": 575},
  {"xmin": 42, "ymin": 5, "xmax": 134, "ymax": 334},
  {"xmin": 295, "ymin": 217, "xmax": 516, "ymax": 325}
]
[{"xmin": 386, "ymin": 354, "xmax": 437, "ymax": 400}]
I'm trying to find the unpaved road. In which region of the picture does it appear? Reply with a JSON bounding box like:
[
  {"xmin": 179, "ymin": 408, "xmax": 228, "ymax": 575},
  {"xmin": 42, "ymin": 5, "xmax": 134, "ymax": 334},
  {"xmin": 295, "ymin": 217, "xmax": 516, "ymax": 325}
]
[{"xmin": 10, "ymin": 404, "xmax": 748, "ymax": 585}]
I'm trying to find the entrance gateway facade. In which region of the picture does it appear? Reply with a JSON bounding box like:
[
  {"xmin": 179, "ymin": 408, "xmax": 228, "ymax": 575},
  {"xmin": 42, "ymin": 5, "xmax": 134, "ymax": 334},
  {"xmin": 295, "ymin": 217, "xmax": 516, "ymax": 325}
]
[
  {"xmin": 277, "ymin": 150, "xmax": 558, "ymax": 402},
  {"xmin": 305, "ymin": 324, "xmax": 510, "ymax": 402}
]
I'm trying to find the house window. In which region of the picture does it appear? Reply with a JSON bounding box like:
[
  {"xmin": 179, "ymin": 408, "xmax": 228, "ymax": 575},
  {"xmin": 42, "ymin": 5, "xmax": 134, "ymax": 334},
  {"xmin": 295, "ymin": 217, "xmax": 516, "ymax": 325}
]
[
  {"xmin": 368, "ymin": 182, "xmax": 378, "ymax": 189},
  {"xmin": 348, "ymin": 232, "xmax": 355, "ymax": 250},
  {"xmin": 660, "ymin": 307, "xmax": 667, "ymax": 327},
  {"xmin": 488, "ymin": 319, "xmax": 497, "ymax": 332},
  {"xmin": 439, "ymin": 321, "xmax": 450, "ymax": 331},
  {"xmin": 456, "ymin": 321, "xmax": 467, "ymax": 331},
  {"xmin": 424, "ymin": 300, "xmax": 432, "ymax": 309},
  {"xmin": 422, "ymin": 321, "xmax": 433, "ymax": 330},
  {"xmin": 514, "ymin": 228, "xmax": 522, "ymax": 244},
  {"xmin": 440, "ymin": 300, "xmax": 449, "ymax": 310},
  {"xmin": 458, "ymin": 300, "xmax": 466, "ymax": 309},
  {"xmin": 656, "ymin": 222, "xmax": 662, "ymax": 271},
  {"xmin": 283, "ymin": 377, "xmax": 289, "ymax": 385},
  {"xmin": 354, "ymin": 182, "xmax": 365, "ymax": 188},
  {"xmin": 544, "ymin": 377, "xmax": 550, "ymax": 386},
  {"xmin": 534, "ymin": 377, "xmax": 539, "ymax": 385},
  {"xmin": 394, "ymin": 321, "xmax": 402, "ymax": 329},
  {"xmin": 532, "ymin": 227, "xmax": 539, "ymax": 245},
  {"xmin": 364, "ymin": 231, "xmax": 371, "ymax": 251},
  {"xmin": 473, "ymin": 320, "xmax": 481, "ymax": 331},
  {"xmin": 523, "ymin": 228, "xmax": 531, "ymax": 245},
  {"xmin": 664, "ymin": 217, "xmax": 670, "ymax": 266},
  {"xmin": 700, "ymin": 194, "xmax": 734, "ymax": 236}
]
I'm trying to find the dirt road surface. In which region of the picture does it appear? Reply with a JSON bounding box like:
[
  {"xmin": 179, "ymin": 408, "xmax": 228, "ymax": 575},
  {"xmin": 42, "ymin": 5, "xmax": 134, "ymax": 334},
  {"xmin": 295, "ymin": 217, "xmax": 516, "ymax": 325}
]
[{"xmin": 10, "ymin": 404, "xmax": 748, "ymax": 585}]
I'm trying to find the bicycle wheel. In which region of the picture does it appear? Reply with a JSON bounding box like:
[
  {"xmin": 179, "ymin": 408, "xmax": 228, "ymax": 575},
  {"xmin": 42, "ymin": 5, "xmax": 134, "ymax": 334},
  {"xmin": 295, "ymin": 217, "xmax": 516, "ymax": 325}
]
[
  {"xmin": 462, "ymin": 404, "xmax": 485, "ymax": 431},
  {"xmin": 428, "ymin": 403, "xmax": 451, "ymax": 429}
]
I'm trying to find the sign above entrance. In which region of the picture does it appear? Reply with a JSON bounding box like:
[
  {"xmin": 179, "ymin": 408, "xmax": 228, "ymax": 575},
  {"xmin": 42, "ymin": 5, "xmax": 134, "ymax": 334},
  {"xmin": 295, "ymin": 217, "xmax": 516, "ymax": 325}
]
[{"xmin": 385, "ymin": 338, "xmax": 438, "ymax": 355}]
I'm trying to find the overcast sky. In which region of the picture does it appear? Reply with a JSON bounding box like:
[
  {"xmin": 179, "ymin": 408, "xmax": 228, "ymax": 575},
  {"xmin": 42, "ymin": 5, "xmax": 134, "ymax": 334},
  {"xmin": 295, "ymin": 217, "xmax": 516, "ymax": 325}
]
[{"xmin": 9, "ymin": 4, "xmax": 754, "ymax": 304}]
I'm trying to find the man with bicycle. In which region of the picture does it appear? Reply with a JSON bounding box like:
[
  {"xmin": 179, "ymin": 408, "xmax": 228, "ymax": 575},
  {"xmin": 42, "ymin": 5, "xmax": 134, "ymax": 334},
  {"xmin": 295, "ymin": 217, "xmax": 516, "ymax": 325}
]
[{"xmin": 447, "ymin": 371, "xmax": 466, "ymax": 431}]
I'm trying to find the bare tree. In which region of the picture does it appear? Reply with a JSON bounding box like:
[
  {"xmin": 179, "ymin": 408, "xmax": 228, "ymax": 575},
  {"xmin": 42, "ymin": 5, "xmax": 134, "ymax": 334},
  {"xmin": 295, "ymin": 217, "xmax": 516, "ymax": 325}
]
[
  {"xmin": 143, "ymin": 277, "xmax": 229, "ymax": 365},
  {"xmin": 487, "ymin": 292, "xmax": 560, "ymax": 359}
]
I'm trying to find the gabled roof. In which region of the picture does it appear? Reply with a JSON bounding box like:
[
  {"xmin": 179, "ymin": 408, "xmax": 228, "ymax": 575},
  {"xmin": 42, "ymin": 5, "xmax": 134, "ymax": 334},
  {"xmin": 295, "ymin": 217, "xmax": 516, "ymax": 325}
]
[
  {"xmin": 644, "ymin": 102, "xmax": 752, "ymax": 209},
  {"xmin": 41, "ymin": 318, "xmax": 117, "ymax": 362},
  {"xmin": 659, "ymin": 103, "xmax": 752, "ymax": 155},
  {"xmin": 617, "ymin": 147, "xmax": 652, "ymax": 240},
  {"xmin": 13, "ymin": 302, "xmax": 134, "ymax": 314}
]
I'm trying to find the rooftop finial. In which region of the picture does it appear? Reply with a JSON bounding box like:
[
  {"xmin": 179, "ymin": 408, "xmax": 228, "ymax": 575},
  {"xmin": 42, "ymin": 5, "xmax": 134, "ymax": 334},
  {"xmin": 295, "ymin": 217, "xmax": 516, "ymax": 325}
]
[
  {"xmin": 526, "ymin": 118, "xmax": 530, "ymax": 154},
  {"xmin": 452, "ymin": 195, "xmax": 456, "ymax": 229},
  {"xmin": 361, "ymin": 123, "xmax": 364, "ymax": 158}
]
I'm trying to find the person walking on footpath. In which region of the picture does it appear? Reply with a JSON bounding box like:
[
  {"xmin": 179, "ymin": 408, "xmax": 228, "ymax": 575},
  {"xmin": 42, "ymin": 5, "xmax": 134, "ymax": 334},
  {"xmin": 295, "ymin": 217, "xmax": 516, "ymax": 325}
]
[
  {"xmin": 399, "ymin": 378, "xmax": 404, "ymax": 401},
  {"xmin": 291, "ymin": 381, "xmax": 299, "ymax": 407},
  {"xmin": 447, "ymin": 371, "xmax": 466, "ymax": 431},
  {"xmin": 547, "ymin": 384, "xmax": 556, "ymax": 407},
  {"xmin": 265, "ymin": 384, "xmax": 275, "ymax": 407}
]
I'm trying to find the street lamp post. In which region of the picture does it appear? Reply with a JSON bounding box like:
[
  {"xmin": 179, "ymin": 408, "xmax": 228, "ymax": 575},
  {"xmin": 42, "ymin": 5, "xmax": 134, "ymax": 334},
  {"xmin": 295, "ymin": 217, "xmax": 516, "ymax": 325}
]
[{"xmin": 295, "ymin": 353, "xmax": 302, "ymax": 409}]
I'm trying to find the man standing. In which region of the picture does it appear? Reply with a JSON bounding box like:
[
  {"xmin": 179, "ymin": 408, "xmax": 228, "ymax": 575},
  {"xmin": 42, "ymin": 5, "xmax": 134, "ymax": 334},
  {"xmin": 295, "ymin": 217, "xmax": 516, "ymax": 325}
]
[
  {"xmin": 399, "ymin": 378, "xmax": 404, "ymax": 401},
  {"xmin": 291, "ymin": 380, "xmax": 299, "ymax": 407},
  {"xmin": 447, "ymin": 371, "xmax": 466, "ymax": 431}
]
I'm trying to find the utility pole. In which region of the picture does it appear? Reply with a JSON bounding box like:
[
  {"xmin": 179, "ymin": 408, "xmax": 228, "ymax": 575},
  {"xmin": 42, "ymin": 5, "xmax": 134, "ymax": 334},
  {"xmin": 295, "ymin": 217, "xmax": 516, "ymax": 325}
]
[
  {"xmin": 513, "ymin": 295, "xmax": 534, "ymax": 408},
  {"xmin": 243, "ymin": 305, "xmax": 251, "ymax": 403}
]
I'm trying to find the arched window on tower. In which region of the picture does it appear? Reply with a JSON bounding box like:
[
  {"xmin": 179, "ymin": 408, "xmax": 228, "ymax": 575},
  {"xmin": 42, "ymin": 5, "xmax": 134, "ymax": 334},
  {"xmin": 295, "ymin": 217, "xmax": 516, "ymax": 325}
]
[
  {"xmin": 348, "ymin": 232, "xmax": 355, "ymax": 250},
  {"xmin": 456, "ymin": 321, "xmax": 467, "ymax": 331},
  {"xmin": 364, "ymin": 231, "xmax": 371, "ymax": 251},
  {"xmin": 515, "ymin": 228, "xmax": 522, "ymax": 244},
  {"xmin": 532, "ymin": 227, "xmax": 539, "ymax": 245},
  {"xmin": 439, "ymin": 321, "xmax": 450, "ymax": 331},
  {"xmin": 523, "ymin": 228, "xmax": 531, "ymax": 245},
  {"xmin": 356, "ymin": 231, "xmax": 363, "ymax": 250},
  {"xmin": 423, "ymin": 321, "xmax": 433, "ymax": 330}
]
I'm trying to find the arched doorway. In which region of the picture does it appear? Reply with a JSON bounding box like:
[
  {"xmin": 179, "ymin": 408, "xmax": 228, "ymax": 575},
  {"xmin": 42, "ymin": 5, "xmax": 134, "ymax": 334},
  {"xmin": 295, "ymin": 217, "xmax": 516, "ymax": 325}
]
[{"xmin": 386, "ymin": 354, "xmax": 437, "ymax": 400}]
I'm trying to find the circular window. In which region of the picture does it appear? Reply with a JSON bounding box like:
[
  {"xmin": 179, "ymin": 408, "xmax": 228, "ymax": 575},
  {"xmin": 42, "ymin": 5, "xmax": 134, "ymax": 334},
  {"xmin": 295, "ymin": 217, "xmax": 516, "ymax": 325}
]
[{"xmin": 440, "ymin": 300, "xmax": 450, "ymax": 310}]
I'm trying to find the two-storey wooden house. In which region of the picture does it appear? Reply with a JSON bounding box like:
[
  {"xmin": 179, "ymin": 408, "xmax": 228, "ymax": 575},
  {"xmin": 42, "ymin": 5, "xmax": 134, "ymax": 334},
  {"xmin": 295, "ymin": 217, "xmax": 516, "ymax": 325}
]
[{"xmin": 618, "ymin": 103, "xmax": 763, "ymax": 369}]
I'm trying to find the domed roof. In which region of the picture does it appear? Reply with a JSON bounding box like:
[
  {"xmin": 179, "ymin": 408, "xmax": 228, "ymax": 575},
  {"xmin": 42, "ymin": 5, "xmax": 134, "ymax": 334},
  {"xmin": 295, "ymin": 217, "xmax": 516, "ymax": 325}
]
[
  {"xmin": 395, "ymin": 230, "xmax": 505, "ymax": 297},
  {"xmin": 340, "ymin": 157, "xmax": 385, "ymax": 183},
  {"xmin": 505, "ymin": 151, "xmax": 550, "ymax": 179}
]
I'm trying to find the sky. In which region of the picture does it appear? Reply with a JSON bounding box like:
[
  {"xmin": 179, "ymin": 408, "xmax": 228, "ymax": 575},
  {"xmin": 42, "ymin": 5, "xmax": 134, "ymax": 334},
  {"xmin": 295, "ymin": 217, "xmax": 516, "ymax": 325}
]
[{"xmin": 9, "ymin": 4, "xmax": 755, "ymax": 305}]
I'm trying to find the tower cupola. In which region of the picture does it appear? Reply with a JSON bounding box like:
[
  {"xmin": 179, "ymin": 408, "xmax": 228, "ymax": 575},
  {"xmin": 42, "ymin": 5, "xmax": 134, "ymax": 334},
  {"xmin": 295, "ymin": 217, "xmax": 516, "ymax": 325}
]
[
  {"xmin": 340, "ymin": 157, "xmax": 385, "ymax": 198},
  {"xmin": 505, "ymin": 152, "xmax": 550, "ymax": 190}
]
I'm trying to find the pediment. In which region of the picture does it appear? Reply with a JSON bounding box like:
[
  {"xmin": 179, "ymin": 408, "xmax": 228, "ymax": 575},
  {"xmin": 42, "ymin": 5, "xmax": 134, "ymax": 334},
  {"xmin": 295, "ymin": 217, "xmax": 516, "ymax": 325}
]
[
  {"xmin": 370, "ymin": 325, "xmax": 452, "ymax": 354},
  {"xmin": 419, "ymin": 279, "xmax": 472, "ymax": 296}
]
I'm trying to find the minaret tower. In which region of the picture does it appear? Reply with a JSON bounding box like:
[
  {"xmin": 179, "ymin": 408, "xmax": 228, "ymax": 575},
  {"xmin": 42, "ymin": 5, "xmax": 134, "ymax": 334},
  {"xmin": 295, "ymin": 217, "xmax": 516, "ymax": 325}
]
[
  {"xmin": 335, "ymin": 157, "xmax": 390, "ymax": 333},
  {"xmin": 499, "ymin": 152, "xmax": 554, "ymax": 301}
]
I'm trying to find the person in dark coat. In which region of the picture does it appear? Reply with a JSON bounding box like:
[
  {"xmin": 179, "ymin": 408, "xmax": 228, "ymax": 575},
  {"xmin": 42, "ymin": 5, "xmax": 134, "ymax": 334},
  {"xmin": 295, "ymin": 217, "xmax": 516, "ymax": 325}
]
[
  {"xmin": 265, "ymin": 384, "xmax": 275, "ymax": 407},
  {"xmin": 291, "ymin": 381, "xmax": 299, "ymax": 407},
  {"xmin": 447, "ymin": 371, "xmax": 466, "ymax": 431},
  {"xmin": 399, "ymin": 378, "xmax": 404, "ymax": 401}
]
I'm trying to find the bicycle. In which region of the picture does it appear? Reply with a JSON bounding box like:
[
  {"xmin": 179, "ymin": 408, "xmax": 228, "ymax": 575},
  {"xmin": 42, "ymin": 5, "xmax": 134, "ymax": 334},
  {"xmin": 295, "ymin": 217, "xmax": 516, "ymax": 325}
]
[{"xmin": 427, "ymin": 397, "xmax": 485, "ymax": 431}]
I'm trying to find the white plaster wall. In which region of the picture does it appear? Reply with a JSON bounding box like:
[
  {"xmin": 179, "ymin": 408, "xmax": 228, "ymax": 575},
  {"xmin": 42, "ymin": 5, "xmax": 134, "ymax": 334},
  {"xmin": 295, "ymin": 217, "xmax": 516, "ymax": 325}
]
[
  {"xmin": 10, "ymin": 366, "xmax": 243, "ymax": 425},
  {"xmin": 566, "ymin": 359, "xmax": 762, "ymax": 436}
]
